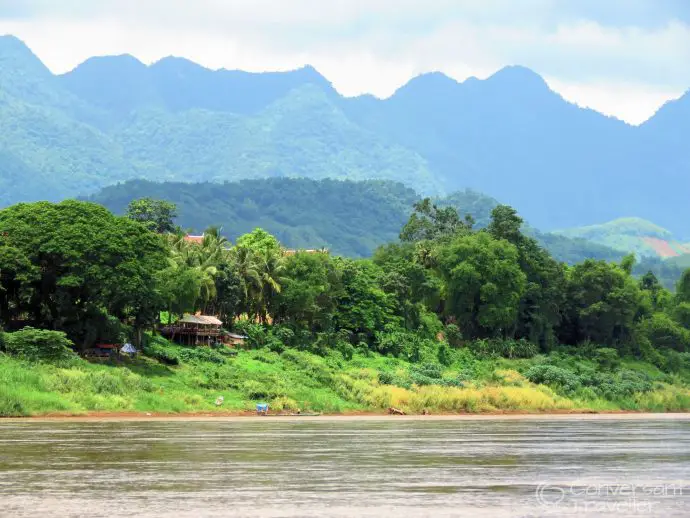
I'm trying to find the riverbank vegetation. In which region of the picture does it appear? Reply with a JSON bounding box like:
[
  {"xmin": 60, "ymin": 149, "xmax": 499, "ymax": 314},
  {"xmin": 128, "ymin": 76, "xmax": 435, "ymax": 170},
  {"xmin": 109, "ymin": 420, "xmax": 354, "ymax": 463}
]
[{"xmin": 1, "ymin": 198, "xmax": 689, "ymax": 416}]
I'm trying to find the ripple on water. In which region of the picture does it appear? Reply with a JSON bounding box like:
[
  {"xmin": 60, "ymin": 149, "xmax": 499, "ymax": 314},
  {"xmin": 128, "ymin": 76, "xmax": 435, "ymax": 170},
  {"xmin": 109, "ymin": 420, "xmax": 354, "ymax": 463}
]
[{"xmin": 1, "ymin": 417, "xmax": 689, "ymax": 517}]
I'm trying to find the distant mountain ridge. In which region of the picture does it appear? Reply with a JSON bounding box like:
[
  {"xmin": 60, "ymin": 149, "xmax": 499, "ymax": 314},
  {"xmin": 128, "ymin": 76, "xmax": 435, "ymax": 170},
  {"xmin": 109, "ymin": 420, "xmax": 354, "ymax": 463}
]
[{"xmin": 0, "ymin": 35, "xmax": 688, "ymax": 235}]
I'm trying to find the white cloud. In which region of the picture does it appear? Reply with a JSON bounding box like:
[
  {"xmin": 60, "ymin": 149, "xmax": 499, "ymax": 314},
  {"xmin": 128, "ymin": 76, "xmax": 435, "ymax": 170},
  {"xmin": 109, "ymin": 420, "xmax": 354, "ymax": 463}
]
[
  {"xmin": 544, "ymin": 79, "xmax": 684, "ymax": 125},
  {"xmin": 0, "ymin": 0, "xmax": 688, "ymax": 124}
]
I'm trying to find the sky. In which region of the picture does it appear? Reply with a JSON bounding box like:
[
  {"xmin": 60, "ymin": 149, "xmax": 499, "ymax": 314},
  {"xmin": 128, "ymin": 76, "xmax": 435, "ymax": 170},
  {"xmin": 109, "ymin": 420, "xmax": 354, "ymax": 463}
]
[{"xmin": 0, "ymin": 0, "xmax": 688, "ymax": 124}]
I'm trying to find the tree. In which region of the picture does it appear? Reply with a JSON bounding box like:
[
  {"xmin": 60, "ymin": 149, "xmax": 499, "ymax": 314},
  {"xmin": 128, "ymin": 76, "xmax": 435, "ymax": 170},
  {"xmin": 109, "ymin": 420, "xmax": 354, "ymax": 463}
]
[
  {"xmin": 487, "ymin": 205, "xmax": 523, "ymax": 244},
  {"xmin": 230, "ymin": 245, "xmax": 262, "ymax": 316},
  {"xmin": 560, "ymin": 260, "xmax": 644, "ymax": 348},
  {"xmin": 211, "ymin": 262, "xmax": 243, "ymax": 326},
  {"xmin": 257, "ymin": 249, "xmax": 287, "ymax": 323},
  {"xmin": 236, "ymin": 228, "xmax": 281, "ymax": 258},
  {"xmin": 126, "ymin": 198, "xmax": 178, "ymax": 234},
  {"xmin": 333, "ymin": 258, "xmax": 399, "ymax": 344},
  {"xmin": 677, "ymin": 269, "xmax": 690, "ymax": 304},
  {"xmin": 488, "ymin": 205, "xmax": 565, "ymax": 349},
  {"xmin": 513, "ymin": 237, "xmax": 566, "ymax": 350},
  {"xmin": 373, "ymin": 243, "xmax": 442, "ymax": 331},
  {"xmin": 0, "ymin": 201, "xmax": 168, "ymax": 348},
  {"xmin": 400, "ymin": 198, "xmax": 472, "ymax": 243},
  {"xmin": 637, "ymin": 313, "xmax": 690, "ymax": 352},
  {"xmin": 433, "ymin": 232, "xmax": 526, "ymax": 338},
  {"xmin": 231, "ymin": 229, "xmax": 285, "ymax": 322},
  {"xmin": 275, "ymin": 252, "xmax": 341, "ymax": 332}
]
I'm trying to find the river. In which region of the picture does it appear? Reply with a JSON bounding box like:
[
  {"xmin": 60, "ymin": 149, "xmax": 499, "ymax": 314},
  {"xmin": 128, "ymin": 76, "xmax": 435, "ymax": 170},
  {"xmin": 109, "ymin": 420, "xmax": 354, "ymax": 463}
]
[{"xmin": 1, "ymin": 415, "xmax": 689, "ymax": 517}]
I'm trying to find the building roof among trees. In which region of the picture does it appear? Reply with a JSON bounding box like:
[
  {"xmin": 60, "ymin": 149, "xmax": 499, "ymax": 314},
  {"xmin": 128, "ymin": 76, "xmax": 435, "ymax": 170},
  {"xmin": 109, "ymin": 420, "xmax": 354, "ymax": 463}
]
[
  {"xmin": 180, "ymin": 314, "xmax": 223, "ymax": 326},
  {"xmin": 183, "ymin": 235, "xmax": 204, "ymax": 244}
]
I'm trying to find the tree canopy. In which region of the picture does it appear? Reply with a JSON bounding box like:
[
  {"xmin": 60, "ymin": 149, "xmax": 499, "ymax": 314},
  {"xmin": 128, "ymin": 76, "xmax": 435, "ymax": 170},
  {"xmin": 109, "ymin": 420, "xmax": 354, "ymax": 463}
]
[{"xmin": 1, "ymin": 198, "xmax": 689, "ymax": 362}]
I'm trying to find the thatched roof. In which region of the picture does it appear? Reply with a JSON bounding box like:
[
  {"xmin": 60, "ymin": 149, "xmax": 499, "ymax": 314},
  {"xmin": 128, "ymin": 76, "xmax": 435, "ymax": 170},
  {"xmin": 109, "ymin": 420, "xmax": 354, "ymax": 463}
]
[{"xmin": 180, "ymin": 314, "xmax": 223, "ymax": 326}]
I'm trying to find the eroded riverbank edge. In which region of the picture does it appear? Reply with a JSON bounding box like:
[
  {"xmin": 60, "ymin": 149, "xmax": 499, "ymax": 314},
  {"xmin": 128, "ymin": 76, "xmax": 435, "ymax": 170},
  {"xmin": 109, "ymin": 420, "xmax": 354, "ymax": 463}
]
[{"xmin": 4, "ymin": 411, "xmax": 690, "ymax": 422}]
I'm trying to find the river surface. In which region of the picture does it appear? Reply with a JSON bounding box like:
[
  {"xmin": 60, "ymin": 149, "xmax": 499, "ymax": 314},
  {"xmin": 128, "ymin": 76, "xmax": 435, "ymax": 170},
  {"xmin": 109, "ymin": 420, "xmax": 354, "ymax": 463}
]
[{"xmin": 1, "ymin": 416, "xmax": 689, "ymax": 517}]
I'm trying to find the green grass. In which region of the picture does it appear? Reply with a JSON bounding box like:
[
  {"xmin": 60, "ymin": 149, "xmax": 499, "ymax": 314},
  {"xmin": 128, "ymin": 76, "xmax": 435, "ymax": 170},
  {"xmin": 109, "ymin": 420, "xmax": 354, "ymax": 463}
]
[{"xmin": 1, "ymin": 340, "xmax": 689, "ymax": 417}]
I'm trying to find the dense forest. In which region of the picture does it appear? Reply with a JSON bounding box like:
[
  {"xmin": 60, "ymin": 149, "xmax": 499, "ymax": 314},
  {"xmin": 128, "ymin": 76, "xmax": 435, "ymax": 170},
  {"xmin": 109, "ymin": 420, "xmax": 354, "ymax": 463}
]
[
  {"xmin": 87, "ymin": 178, "xmax": 628, "ymax": 263},
  {"xmin": 87, "ymin": 178, "xmax": 687, "ymax": 288},
  {"xmin": 1, "ymin": 35, "xmax": 689, "ymax": 234},
  {"xmin": 1, "ymin": 197, "xmax": 690, "ymax": 416}
]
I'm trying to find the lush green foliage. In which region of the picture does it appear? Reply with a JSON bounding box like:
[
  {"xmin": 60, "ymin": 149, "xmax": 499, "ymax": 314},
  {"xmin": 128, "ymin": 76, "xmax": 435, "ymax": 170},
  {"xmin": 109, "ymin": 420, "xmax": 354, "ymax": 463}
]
[
  {"xmin": 1, "ymin": 336, "xmax": 689, "ymax": 417},
  {"xmin": 126, "ymin": 198, "xmax": 178, "ymax": 234},
  {"xmin": 1, "ymin": 197, "xmax": 690, "ymax": 416},
  {"xmin": 87, "ymin": 178, "xmax": 632, "ymax": 266},
  {"xmin": 0, "ymin": 200, "xmax": 168, "ymax": 348},
  {"xmin": 1, "ymin": 328, "xmax": 76, "ymax": 363},
  {"xmin": 88, "ymin": 178, "xmax": 419, "ymax": 257}
]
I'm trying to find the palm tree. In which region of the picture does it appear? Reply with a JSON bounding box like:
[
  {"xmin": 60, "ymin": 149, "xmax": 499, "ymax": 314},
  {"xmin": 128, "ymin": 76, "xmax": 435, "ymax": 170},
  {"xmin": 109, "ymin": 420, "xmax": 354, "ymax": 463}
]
[
  {"xmin": 168, "ymin": 230, "xmax": 229, "ymax": 314},
  {"xmin": 230, "ymin": 245, "xmax": 262, "ymax": 318},
  {"xmin": 257, "ymin": 249, "xmax": 287, "ymax": 323}
]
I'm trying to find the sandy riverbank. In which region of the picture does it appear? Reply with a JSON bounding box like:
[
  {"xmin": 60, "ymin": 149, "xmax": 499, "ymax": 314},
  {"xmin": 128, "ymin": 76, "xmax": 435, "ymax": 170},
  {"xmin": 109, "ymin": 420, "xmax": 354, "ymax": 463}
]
[{"xmin": 4, "ymin": 411, "xmax": 690, "ymax": 422}]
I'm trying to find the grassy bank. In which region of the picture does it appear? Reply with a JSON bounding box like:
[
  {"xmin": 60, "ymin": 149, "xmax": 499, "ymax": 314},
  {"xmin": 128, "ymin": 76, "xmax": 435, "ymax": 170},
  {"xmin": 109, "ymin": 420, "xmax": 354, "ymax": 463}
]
[{"xmin": 2, "ymin": 338, "xmax": 689, "ymax": 417}]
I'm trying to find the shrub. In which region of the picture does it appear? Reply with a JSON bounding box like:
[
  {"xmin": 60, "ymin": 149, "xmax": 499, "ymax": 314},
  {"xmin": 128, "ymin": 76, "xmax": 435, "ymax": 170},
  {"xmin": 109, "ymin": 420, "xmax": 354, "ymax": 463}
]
[
  {"xmin": 3, "ymin": 328, "xmax": 76, "ymax": 363},
  {"xmin": 337, "ymin": 340, "xmax": 355, "ymax": 361},
  {"xmin": 143, "ymin": 337, "xmax": 180, "ymax": 365},
  {"xmin": 273, "ymin": 326, "xmax": 295, "ymax": 347},
  {"xmin": 444, "ymin": 324, "xmax": 463, "ymax": 347},
  {"xmin": 271, "ymin": 396, "xmax": 299, "ymax": 412},
  {"xmin": 377, "ymin": 370, "xmax": 411, "ymax": 389},
  {"xmin": 525, "ymin": 364, "xmax": 581, "ymax": 394},
  {"xmin": 0, "ymin": 392, "xmax": 27, "ymax": 417},
  {"xmin": 437, "ymin": 342, "xmax": 453, "ymax": 366},
  {"xmin": 378, "ymin": 371, "xmax": 395, "ymax": 385},
  {"xmin": 281, "ymin": 349, "xmax": 333, "ymax": 386},
  {"xmin": 662, "ymin": 351, "xmax": 690, "ymax": 374},
  {"xmin": 594, "ymin": 348, "xmax": 621, "ymax": 371},
  {"xmin": 637, "ymin": 313, "xmax": 690, "ymax": 352},
  {"xmin": 242, "ymin": 380, "xmax": 271, "ymax": 399},
  {"xmin": 412, "ymin": 363, "xmax": 442, "ymax": 380},
  {"xmin": 469, "ymin": 338, "xmax": 538, "ymax": 359},
  {"xmin": 176, "ymin": 347, "xmax": 226, "ymax": 365},
  {"xmin": 235, "ymin": 322, "xmax": 268, "ymax": 349}
]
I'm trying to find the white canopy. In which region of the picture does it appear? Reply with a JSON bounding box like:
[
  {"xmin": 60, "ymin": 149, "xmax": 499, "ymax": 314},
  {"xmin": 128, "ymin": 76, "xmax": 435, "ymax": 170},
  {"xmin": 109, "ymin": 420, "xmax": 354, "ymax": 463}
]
[{"xmin": 121, "ymin": 343, "xmax": 137, "ymax": 354}]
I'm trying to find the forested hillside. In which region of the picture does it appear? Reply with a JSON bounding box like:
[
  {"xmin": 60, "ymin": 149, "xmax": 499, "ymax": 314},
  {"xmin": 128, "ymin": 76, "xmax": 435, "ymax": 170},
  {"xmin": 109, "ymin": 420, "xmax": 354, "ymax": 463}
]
[
  {"xmin": 1, "ymin": 35, "xmax": 689, "ymax": 235},
  {"xmin": 87, "ymin": 179, "xmax": 419, "ymax": 257},
  {"xmin": 87, "ymin": 178, "xmax": 626, "ymax": 264},
  {"xmin": 558, "ymin": 218, "xmax": 690, "ymax": 258}
]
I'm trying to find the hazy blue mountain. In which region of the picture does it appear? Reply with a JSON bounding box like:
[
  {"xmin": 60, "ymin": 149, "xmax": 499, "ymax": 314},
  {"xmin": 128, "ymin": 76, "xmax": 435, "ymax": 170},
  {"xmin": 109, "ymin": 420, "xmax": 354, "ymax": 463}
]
[
  {"xmin": 342, "ymin": 66, "xmax": 643, "ymax": 230},
  {"xmin": 61, "ymin": 55, "xmax": 335, "ymax": 119},
  {"xmin": 0, "ymin": 35, "xmax": 688, "ymax": 236}
]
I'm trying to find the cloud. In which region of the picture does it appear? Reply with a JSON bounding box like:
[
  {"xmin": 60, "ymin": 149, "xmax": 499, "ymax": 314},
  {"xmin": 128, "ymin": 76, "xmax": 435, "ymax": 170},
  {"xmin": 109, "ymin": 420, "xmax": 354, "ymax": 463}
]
[{"xmin": 0, "ymin": 0, "xmax": 688, "ymax": 123}]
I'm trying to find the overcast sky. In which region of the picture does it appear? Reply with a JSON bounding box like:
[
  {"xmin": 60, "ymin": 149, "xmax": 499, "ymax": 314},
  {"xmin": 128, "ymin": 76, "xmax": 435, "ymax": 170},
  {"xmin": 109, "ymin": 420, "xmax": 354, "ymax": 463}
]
[{"xmin": 1, "ymin": 0, "xmax": 688, "ymax": 124}]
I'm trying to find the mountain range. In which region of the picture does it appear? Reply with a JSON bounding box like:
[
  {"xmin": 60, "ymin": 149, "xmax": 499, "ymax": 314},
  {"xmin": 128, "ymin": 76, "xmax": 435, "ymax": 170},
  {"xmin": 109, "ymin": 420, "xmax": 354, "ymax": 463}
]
[{"xmin": 0, "ymin": 34, "xmax": 688, "ymax": 235}]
